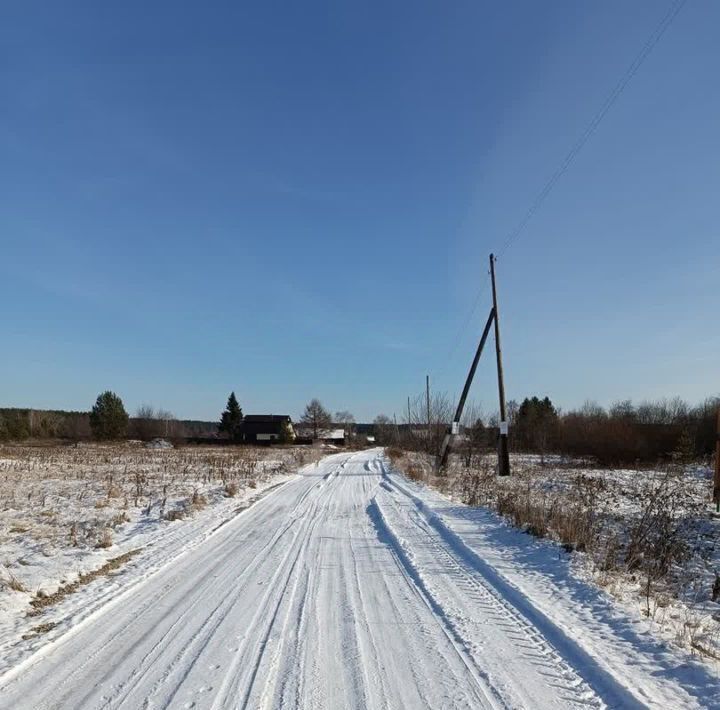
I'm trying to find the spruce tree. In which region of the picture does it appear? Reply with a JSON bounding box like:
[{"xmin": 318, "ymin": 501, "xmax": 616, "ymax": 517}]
[
  {"xmin": 89, "ymin": 391, "xmax": 129, "ymax": 440},
  {"xmin": 219, "ymin": 392, "xmax": 244, "ymax": 442},
  {"xmin": 674, "ymin": 427, "xmax": 695, "ymax": 463}
]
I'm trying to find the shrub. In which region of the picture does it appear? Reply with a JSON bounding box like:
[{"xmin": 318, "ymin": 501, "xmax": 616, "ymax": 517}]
[
  {"xmin": 95, "ymin": 528, "xmax": 113, "ymax": 549},
  {"xmin": 385, "ymin": 447, "xmax": 404, "ymax": 463},
  {"xmin": 191, "ymin": 489, "xmax": 207, "ymax": 509},
  {"xmin": 405, "ymin": 464, "xmax": 424, "ymax": 482},
  {"xmin": 1, "ymin": 572, "xmax": 28, "ymax": 593}
]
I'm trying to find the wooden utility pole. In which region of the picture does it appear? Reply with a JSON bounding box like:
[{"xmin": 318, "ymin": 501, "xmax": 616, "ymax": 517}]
[
  {"xmin": 714, "ymin": 406, "xmax": 720, "ymax": 512},
  {"xmin": 490, "ymin": 254, "xmax": 510, "ymax": 476},
  {"xmin": 407, "ymin": 396, "xmax": 412, "ymax": 446},
  {"xmin": 437, "ymin": 307, "xmax": 495, "ymax": 470},
  {"xmin": 426, "ymin": 375, "xmax": 431, "ymax": 437}
]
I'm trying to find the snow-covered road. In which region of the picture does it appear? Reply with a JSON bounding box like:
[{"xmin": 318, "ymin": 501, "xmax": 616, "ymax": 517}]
[{"xmin": 0, "ymin": 449, "xmax": 717, "ymax": 709}]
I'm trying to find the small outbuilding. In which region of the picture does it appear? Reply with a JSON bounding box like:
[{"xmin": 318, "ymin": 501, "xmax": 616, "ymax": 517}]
[{"xmin": 295, "ymin": 427, "xmax": 346, "ymax": 446}]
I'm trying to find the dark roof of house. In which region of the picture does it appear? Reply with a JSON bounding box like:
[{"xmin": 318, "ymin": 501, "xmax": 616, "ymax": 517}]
[{"xmin": 242, "ymin": 415, "xmax": 292, "ymax": 436}]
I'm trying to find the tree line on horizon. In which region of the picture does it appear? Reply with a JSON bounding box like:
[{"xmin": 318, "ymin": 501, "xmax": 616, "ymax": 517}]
[
  {"xmin": 1, "ymin": 388, "xmax": 716, "ymax": 466},
  {"xmin": 0, "ymin": 391, "xmax": 358, "ymax": 445},
  {"xmin": 373, "ymin": 393, "xmax": 720, "ymax": 466}
]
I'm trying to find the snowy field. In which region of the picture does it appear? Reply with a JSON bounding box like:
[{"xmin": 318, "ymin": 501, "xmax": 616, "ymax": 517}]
[
  {"xmin": 0, "ymin": 447, "xmax": 718, "ymax": 708},
  {"xmin": 0, "ymin": 442, "xmax": 323, "ymax": 660},
  {"xmin": 389, "ymin": 447, "xmax": 720, "ymax": 671}
]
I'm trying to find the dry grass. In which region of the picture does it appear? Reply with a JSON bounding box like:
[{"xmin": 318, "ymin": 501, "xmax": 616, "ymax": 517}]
[
  {"xmin": 21, "ymin": 621, "xmax": 56, "ymax": 640},
  {"xmin": 405, "ymin": 464, "xmax": 425, "ymax": 482},
  {"xmin": 27, "ymin": 549, "xmax": 141, "ymax": 617},
  {"xmin": 95, "ymin": 528, "xmax": 113, "ymax": 549},
  {"xmin": 165, "ymin": 509, "xmax": 186, "ymax": 522},
  {"xmin": 1, "ymin": 571, "xmax": 28, "ymax": 593},
  {"xmin": 191, "ymin": 489, "xmax": 207, "ymax": 510}
]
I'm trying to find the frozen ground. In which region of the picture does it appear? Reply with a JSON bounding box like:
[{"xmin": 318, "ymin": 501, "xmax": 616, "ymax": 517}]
[{"xmin": 0, "ymin": 448, "xmax": 718, "ymax": 708}]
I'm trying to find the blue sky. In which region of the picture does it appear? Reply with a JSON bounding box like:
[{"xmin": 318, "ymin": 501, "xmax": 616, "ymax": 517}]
[{"xmin": 1, "ymin": 0, "xmax": 717, "ymax": 423}]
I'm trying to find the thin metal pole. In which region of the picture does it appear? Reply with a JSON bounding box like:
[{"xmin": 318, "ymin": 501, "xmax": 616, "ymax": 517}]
[
  {"xmin": 426, "ymin": 375, "xmax": 431, "ymax": 452},
  {"xmin": 407, "ymin": 396, "xmax": 412, "ymax": 446},
  {"xmin": 490, "ymin": 254, "xmax": 511, "ymax": 476},
  {"xmin": 426, "ymin": 375, "xmax": 431, "ymax": 428}
]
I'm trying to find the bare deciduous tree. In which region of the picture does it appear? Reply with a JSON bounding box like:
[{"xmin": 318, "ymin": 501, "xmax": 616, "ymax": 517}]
[
  {"xmin": 133, "ymin": 405, "xmax": 181, "ymax": 441},
  {"xmin": 373, "ymin": 415, "xmax": 395, "ymax": 445},
  {"xmin": 301, "ymin": 399, "xmax": 332, "ymax": 439}
]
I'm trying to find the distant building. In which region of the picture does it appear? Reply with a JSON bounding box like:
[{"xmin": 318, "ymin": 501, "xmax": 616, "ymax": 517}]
[
  {"xmin": 242, "ymin": 415, "xmax": 294, "ymax": 444},
  {"xmin": 318, "ymin": 428, "xmax": 345, "ymax": 445},
  {"xmin": 295, "ymin": 427, "xmax": 346, "ymax": 446}
]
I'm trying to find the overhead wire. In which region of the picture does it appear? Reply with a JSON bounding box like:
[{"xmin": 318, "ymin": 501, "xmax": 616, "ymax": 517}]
[
  {"xmin": 431, "ymin": 0, "xmax": 688, "ymax": 389},
  {"xmin": 497, "ymin": 0, "xmax": 688, "ymax": 257}
]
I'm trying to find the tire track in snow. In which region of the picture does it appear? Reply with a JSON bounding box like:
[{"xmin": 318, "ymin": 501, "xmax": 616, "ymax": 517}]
[
  {"xmin": 0, "ymin": 474, "xmax": 297, "ymax": 694},
  {"xmin": 380, "ymin": 490, "xmax": 599, "ymax": 709},
  {"xmin": 346, "ymin": 481, "xmax": 392, "ymax": 710},
  {"xmin": 379, "ymin": 472, "xmax": 647, "ymax": 709},
  {"xmin": 1, "ymin": 449, "xmax": 690, "ymax": 709},
  {"xmin": 52, "ymin": 477, "xmax": 327, "ymax": 709},
  {"xmin": 132, "ymin": 513, "xmax": 313, "ymax": 709},
  {"xmin": 211, "ymin": 462, "xmax": 350, "ymax": 709},
  {"xmin": 367, "ymin": 496, "xmax": 506, "ymax": 710}
]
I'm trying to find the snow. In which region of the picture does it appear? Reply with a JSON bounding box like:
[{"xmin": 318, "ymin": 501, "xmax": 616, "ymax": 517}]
[
  {"xmin": 395, "ymin": 449, "xmax": 720, "ymax": 664},
  {"xmin": 0, "ymin": 443, "xmax": 320, "ymax": 653},
  {"xmin": 145, "ymin": 438, "xmax": 174, "ymax": 449},
  {"xmin": 0, "ymin": 448, "xmax": 718, "ymax": 708}
]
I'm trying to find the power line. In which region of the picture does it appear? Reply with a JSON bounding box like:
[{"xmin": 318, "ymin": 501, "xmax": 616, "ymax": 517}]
[
  {"xmin": 497, "ymin": 0, "xmax": 688, "ymax": 257},
  {"xmin": 434, "ymin": 272, "xmax": 491, "ymax": 384},
  {"xmin": 432, "ymin": 0, "xmax": 688, "ymax": 384}
]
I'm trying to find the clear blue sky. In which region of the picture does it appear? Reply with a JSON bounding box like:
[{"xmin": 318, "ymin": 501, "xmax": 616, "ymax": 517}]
[{"xmin": 1, "ymin": 1, "xmax": 718, "ymax": 422}]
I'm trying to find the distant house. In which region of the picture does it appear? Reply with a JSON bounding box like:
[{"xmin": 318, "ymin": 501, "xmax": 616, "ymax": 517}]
[
  {"xmin": 242, "ymin": 415, "xmax": 294, "ymax": 444},
  {"xmin": 319, "ymin": 428, "xmax": 345, "ymax": 445},
  {"xmin": 295, "ymin": 427, "xmax": 346, "ymax": 446}
]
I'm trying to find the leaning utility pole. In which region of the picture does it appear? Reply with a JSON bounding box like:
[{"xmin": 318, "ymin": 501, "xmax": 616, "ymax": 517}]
[
  {"xmin": 490, "ymin": 254, "xmax": 510, "ymax": 476},
  {"xmin": 437, "ymin": 307, "xmax": 496, "ymax": 470},
  {"xmin": 436, "ymin": 254, "xmax": 512, "ymax": 474}
]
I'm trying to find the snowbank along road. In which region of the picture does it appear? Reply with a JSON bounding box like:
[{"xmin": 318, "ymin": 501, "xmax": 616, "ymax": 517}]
[{"xmin": 0, "ymin": 449, "xmax": 717, "ymax": 709}]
